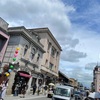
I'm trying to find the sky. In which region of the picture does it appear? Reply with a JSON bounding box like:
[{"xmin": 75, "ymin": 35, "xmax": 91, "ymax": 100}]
[{"xmin": 0, "ymin": 0, "xmax": 100, "ymax": 87}]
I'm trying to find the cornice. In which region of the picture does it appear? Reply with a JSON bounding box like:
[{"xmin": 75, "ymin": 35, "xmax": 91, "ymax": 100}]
[
  {"xmin": 8, "ymin": 27, "xmax": 45, "ymax": 53},
  {"xmin": 30, "ymin": 28, "xmax": 62, "ymax": 51}
]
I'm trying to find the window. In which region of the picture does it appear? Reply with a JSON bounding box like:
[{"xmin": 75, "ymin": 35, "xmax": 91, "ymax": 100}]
[
  {"xmin": 55, "ymin": 66, "xmax": 56, "ymax": 70},
  {"xmin": 56, "ymin": 51, "xmax": 59, "ymax": 57},
  {"xmin": 48, "ymin": 42, "xmax": 51, "ymax": 50},
  {"xmin": 49, "ymin": 63, "xmax": 53, "ymax": 70},
  {"xmin": 54, "ymin": 88, "xmax": 70, "ymax": 97},
  {"xmin": 23, "ymin": 45, "xmax": 28, "ymax": 56},
  {"xmin": 37, "ymin": 54, "xmax": 40, "ymax": 62},
  {"xmin": 51, "ymin": 47, "xmax": 56, "ymax": 57},
  {"xmin": 30, "ymin": 48, "xmax": 35, "ymax": 60},
  {"xmin": 45, "ymin": 59, "xmax": 48, "ymax": 65}
]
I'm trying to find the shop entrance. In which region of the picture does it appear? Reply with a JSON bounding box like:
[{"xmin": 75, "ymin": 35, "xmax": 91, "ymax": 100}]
[
  {"xmin": 31, "ymin": 77, "xmax": 37, "ymax": 87},
  {"xmin": 12, "ymin": 71, "xmax": 31, "ymax": 94}
]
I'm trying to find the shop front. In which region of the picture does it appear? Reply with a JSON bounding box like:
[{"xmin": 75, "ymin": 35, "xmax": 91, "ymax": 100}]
[
  {"xmin": 31, "ymin": 72, "xmax": 43, "ymax": 87},
  {"xmin": 12, "ymin": 71, "xmax": 31, "ymax": 94}
]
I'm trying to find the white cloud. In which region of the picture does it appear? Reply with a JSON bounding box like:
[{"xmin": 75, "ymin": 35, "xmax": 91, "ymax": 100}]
[
  {"xmin": 0, "ymin": 0, "xmax": 86, "ymax": 63},
  {"xmin": 1, "ymin": 0, "xmax": 99, "ymax": 87},
  {"xmin": 61, "ymin": 49, "xmax": 87, "ymax": 62}
]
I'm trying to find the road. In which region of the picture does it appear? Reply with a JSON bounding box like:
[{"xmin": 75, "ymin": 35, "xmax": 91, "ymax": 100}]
[{"xmin": 28, "ymin": 97, "xmax": 51, "ymax": 100}]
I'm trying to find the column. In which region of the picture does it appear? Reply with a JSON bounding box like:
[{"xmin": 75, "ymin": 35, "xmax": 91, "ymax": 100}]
[
  {"xmin": 26, "ymin": 75, "xmax": 32, "ymax": 94},
  {"xmin": 36, "ymin": 78, "xmax": 38, "ymax": 87},
  {"xmin": 6, "ymin": 71, "xmax": 15, "ymax": 95}
]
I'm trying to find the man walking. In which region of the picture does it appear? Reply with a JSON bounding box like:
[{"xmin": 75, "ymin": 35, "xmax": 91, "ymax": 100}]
[{"xmin": 32, "ymin": 83, "xmax": 37, "ymax": 95}]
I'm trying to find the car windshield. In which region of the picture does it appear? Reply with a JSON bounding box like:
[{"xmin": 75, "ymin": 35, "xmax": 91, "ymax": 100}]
[{"xmin": 54, "ymin": 87, "xmax": 70, "ymax": 97}]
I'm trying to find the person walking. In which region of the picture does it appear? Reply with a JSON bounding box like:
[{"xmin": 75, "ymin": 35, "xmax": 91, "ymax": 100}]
[
  {"xmin": 32, "ymin": 83, "xmax": 37, "ymax": 95},
  {"xmin": 0, "ymin": 65, "xmax": 10, "ymax": 100},
  {"xmin": 84, "ymin": 91, "xmax": 90, "ymax": 100},
  {"xmin": 0, "ymin": 84, "xmax": 3, "ymax": 100},
  {"xmin": 37, "ymin": 84, "xmax": 41, "ymax": 95},
  {"xmin": 14, "ymin": 84, "xmax": 19, "ymax": 96},
  {"xmin": 44, "ymin": 85, "xmax": 48, "ymax": 95},
  {"xmin": 1, "ymin": 80, "xmax": 8, "ymax": 100},
  {"xmin": 20, "ymin": 83, "xmax": 28, "ymax": 98}
]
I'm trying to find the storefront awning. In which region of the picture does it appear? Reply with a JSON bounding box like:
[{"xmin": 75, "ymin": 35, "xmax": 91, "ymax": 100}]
[{"xmin": 19, "ymin": 72, "xmax": 32, "ymax": 78}]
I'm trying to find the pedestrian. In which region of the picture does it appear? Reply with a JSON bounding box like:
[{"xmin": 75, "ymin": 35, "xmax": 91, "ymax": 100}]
[
  {"xmin": 0, "ymin": 84, "xmax": 3, "ymax": 100},
  {"xmin": 37, "ymin": 84, "xmax": 41, "ymax": 95},
  {"xmin": 20, "ymin": 83, "xmax": 28, "ymax": 98},
  {"xmin": 32, "ymin": 83, "xmax": 37, "ymax": 95},
  {"xmin": 14, "ymin": 84, "xmax": 19, "ymax": 96},
  {"xmin": 1, "ymin": 80, "xmax": 8, "ymax": 100},
  {"xmin": 44, "ymin": 85, "xmax": 48, "ymax": 95},
  {"xmin": 86, "ymin": 91, "xmax": 89, "ymax": 97},
  {"xmin": 84, "ymin": 91, "xmax": 90, "ymax": 100},
  {"xmin": 0, "ymin": 65, "xmax": 10, "ymax": 100}
]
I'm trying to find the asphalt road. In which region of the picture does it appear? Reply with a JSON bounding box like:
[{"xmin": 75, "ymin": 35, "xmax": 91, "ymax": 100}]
[{"xmin": 24, "ymin": 97, "xmax": 52, "ymax": 100}]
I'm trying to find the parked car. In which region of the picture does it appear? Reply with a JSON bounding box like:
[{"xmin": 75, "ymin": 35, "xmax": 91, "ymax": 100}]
[
  {"xmin": 74, "ymin": 94, "xmax": 83, "ymax": 100},
  {"xmin": 74, "ymin": 91, "xmax": 83, "ymax": 100}
]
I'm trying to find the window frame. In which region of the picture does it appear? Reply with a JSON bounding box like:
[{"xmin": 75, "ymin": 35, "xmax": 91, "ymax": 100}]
[
  {"xmin": 30, "ymin": 47, "xmax": 35, "ymax": 61},
  {"xmin": 23, "ymin": 45, "xmax": 28, "ymax": 56},
  {"xmin": 37, "ymin": 53, "xmax": 40, "ymax": 62},
  {"xmin": 51, "ymin": 46, "xmax": 56, "ymax": 57},
  {"xmin": 49, "ymin": 62, "xmax": 53, "ymax": 70}
]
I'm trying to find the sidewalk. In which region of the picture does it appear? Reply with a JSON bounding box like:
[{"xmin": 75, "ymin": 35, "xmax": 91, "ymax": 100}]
[{"xmin": 4, "ymin": 94, "xmax": 46, "ymax": 100}]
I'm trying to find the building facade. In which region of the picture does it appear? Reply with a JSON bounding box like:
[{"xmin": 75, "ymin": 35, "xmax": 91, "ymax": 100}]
[
  {"xmin": 58, "ymin": 71, "xmax": 69, "ymax": 84},
  {"xmin": 69, "ymin": 78, "xmax": 78, "ymax": 88},
  {"xmin": 30, "ymin": 28, "xmax": 62, "ymax": 85},
  {"xmin": 93, "ymin": 65, "xmax": 100, "ymax": 92},
  {"xmin": 2, "ymin": 26, "xmax": 45, "ymax": 94},
  {"xmin": 0, "ymin": 17, "xmax": 10, "ymax": 67}
]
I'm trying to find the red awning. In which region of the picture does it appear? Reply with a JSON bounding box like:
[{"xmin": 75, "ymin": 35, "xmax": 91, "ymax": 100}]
[{"xmin": 19, "ymin": 73, "xmax": 32, "ymax": 78}]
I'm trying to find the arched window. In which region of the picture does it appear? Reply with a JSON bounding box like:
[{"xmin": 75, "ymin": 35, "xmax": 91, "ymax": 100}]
[
  {"xmin": 30, "ymin": 48, "xmax": 35, "ymax": 60},
  {"xmin": 37, "ymin": 54, "xmax": 40, "ymax": 62},
  {"xmin": 23, "ymin": 45, "xmax": 28, "ymax": 56}
]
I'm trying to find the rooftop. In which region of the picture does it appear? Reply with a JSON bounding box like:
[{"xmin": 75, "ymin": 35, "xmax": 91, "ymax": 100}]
[{"xmin": 29, "ymin": 27, "xmax": 62, "ymax": 51}]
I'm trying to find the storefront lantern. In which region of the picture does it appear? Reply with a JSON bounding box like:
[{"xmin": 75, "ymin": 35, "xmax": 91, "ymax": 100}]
[
  {"xmin": 14, "ymin": 53, "xmax": 18, "ymax": 57},
  {"xmin": 9, "ymin": 65, "xmax": 14, "ymax": 69},
  {"xmin": 16, "ymin": 47, "xmax": 20, "ymax": 50},
  {"xmin": 8, "ymin": 69, "xmax": 12, "ymax": 72},
  {"xmin": 5, "ymin": 72, "xmax": 10, "ymax": 77},
  {"xmin": 9, "ymin": 47, "xmax": 20, "ymax": 72},
  {"xmin": 13, "ymin": 58, "xmax": 16, "ymax": 61},
  {"xmin": 15, "ymin": 50, "xmax": 18, "ymax": 54}
]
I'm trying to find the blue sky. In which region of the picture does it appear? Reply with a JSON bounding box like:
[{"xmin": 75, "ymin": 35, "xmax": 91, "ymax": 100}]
[
  {"xmin": 64, "ymin": 0, "xmax": 100, "ymax": 32},
  {"xmin": 0, "ymin": 0, "xmax": 100, "ymax": 87}
]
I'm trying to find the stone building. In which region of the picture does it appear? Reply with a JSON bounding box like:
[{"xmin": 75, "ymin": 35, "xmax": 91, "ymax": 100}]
[
  {"xmin": 93, "ymin": 65, "xmax": 100, "ymax": 92},
  {"xmin": 58, "ymin": 71, "xmax": 69, "ymax": 84},
  {"xmin": 69, "ymin": 78, "xmax": 78, "ymax": 88},
  {"xmin": 30, "ymin": 28, "xmax": 62, "ymax": 85},
  {"xmin": 0, "ymin": 17, "xmax": 10, "ymax": 67},
  {"xmin": 2, "ymin": 26, "xmax": 45, "ymax": 94}
]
